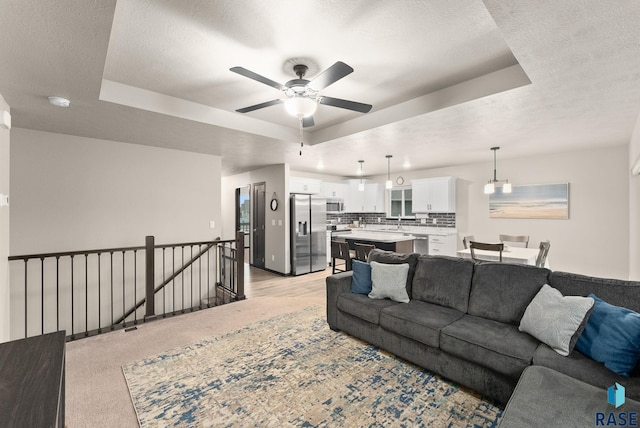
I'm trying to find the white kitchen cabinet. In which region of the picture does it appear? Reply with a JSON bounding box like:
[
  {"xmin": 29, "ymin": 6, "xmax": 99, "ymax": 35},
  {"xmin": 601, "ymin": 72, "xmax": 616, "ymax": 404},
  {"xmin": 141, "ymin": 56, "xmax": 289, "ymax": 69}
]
[
  {"xmin": 345, "ymin": 180, "xmax": 384, "ymax": 212},
  {"xmin": 290, "ymin": 177, "xmax": 321, "ymax": 194},
  {"xmin": 321, "ymin": 181, "xmax": 347, "ymax": 199},
  {"xmin": 428, "ymin": 234, "xmax": 457, "ymax": 257},
  {"xmin": 411, "ymin": 176, "xmax": 456, "ymax": 212}
]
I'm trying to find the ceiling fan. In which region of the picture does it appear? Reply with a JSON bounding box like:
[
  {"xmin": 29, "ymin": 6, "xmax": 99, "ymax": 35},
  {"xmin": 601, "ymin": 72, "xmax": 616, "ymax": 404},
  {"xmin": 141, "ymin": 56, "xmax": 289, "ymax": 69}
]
[{"xmin": 230, "ymin": 61, "xmax": 372, "ymax": 127}]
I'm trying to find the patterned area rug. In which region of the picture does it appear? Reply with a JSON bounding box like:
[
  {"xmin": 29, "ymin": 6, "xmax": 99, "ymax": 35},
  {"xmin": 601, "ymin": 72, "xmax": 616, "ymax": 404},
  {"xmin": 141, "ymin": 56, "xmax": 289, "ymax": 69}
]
[{"xmin": 122, "ymin": 306, "xmax": 502, "ymax": 427}]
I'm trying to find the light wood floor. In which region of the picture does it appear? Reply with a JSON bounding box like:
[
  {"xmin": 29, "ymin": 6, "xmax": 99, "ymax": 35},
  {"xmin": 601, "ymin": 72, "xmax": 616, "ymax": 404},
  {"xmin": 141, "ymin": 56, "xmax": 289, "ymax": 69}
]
[
  {"xmin": 65, "ymin": 263, "xmax": 333, "ymax": 428},
  {"xmin": 244, "ymin": 263, "xmax": 332, "ymax": 299}
]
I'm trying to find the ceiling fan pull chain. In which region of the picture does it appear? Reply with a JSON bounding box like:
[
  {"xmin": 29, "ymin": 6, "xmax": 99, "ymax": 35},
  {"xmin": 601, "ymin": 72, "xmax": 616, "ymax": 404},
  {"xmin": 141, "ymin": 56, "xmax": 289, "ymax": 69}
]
[{"xmin": 299, "ymin": 117, "xmax": 304, "ymax": 156}]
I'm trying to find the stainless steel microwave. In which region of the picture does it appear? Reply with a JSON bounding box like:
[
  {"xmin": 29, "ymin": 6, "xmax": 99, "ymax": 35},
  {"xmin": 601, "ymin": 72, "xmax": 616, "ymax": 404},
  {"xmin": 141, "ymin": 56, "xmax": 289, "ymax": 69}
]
[{"xmin": 326, "ymin": 198, "xmax": 344, "ymax": 213}]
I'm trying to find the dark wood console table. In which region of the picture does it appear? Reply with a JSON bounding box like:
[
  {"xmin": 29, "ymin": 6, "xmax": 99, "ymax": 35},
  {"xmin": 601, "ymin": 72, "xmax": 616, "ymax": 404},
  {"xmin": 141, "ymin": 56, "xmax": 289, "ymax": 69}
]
[{"xmin": 0, "ymin": 331, "xmax": 65, "ymax": 427}]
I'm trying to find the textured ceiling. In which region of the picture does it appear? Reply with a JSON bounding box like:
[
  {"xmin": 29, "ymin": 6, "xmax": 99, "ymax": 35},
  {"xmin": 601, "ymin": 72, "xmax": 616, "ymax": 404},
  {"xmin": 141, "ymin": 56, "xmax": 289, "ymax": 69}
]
[{"xmin": 1, "ymin": 0, "xmax": 640, "ymax": 176}]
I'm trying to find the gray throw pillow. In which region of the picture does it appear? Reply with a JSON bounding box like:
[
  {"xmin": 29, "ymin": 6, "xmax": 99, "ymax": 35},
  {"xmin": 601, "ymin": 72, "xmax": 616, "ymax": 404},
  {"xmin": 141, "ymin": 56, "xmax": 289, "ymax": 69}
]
[
  {"xmin": 368, "ymin": 261, "xmax": 410, "ymax": 303},
  {"xmin": 519, "ymin": 284, "xmax": 594, "ymax": 356}
]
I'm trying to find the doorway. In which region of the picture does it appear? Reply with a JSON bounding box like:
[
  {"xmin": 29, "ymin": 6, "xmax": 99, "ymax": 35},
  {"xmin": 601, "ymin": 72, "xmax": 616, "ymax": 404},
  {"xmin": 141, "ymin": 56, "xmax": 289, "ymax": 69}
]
[
  {"xmin": 252, "ymin": 182, "xmax": 266, "ymax": 269},
  {"xmin": 235, "ymin": 185, "xmax": 251, "ymax": 263}
]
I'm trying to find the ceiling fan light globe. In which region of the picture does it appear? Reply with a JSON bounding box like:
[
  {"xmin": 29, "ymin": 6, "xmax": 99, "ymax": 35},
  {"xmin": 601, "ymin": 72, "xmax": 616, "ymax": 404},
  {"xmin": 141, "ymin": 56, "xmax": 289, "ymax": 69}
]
[{"xmin": 284, "ymin": 97, "xmax": 317, "ymax": 118}]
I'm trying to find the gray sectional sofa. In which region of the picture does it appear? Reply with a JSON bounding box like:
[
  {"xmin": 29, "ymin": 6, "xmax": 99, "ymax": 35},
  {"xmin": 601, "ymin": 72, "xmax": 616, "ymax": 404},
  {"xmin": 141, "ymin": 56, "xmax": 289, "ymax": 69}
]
[{"xmin": 325, "ymin": 250, "xmax": 640, "ymax": 407}]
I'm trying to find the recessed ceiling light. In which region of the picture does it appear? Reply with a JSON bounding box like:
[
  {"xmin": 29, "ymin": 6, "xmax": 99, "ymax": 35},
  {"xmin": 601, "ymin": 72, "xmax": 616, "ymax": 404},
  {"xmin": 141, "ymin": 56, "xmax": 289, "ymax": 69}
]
[{"xmin": 48, "ymin": 96, "xmax": 70, "ymax": 108}]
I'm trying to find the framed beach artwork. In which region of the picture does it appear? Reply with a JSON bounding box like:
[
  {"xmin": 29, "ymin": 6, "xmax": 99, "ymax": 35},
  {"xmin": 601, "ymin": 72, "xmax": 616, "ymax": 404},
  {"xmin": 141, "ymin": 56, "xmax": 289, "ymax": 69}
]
[{"xmin": 489, "ymin": 183, "xmax": 569, "ymax": 219}]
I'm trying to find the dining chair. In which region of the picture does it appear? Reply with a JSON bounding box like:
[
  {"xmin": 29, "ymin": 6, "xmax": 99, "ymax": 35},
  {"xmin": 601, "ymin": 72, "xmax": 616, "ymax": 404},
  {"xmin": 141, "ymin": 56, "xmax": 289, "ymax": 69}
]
[
  {"xmin": 469, "ymin": 241, "xmax": 504, "ymax": 263},
  {"xmin": 331, "ymin": 240, "xmax": 352, "ymax": 274},
  {"xmin": 354, "ymin": 242, "xmax": 376, "ymax": 262},
  {"xmin": 499, "ymin": 234, "xmax": 530, "ymax": 248},
  {"xmin": 462, "ymin": 235, "xmax": 475, "ymax": 250},
  {"xmin": 536, "ymin": 241, "xmax": 551, "ymax": 268}
]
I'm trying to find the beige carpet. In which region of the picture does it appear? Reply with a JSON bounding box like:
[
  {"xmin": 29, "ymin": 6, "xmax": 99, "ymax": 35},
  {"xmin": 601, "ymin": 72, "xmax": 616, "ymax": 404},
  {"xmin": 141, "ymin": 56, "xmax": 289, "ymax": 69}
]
[
  {"xmin": 122, "ymin": 306, "xmax": 502, "ymax": 427},
  {"xmin": 65, "ymin": 293, "xmax": 326, "ymax": 427}
]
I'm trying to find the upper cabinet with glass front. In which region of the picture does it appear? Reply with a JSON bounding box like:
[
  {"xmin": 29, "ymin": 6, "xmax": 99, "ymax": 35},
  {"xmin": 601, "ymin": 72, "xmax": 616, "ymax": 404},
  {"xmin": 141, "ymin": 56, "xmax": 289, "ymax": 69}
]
[
  {"xmin": 411, "ymin": 177, "xmax": 456, "ymax": 213},
  {"xmin": 389, "ymin": 187, "xmax": 413, "ymax": 218}
]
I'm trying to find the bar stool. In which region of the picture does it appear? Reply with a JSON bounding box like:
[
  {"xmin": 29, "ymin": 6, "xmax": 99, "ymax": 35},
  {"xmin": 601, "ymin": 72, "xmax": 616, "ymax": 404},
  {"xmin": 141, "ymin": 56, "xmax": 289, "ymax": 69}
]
[
  {"xmin": 331, "ymin": 241, "xmax": 352, "ymax": 274},
  {"xmin": 354, "ymin": 243, "xmax": 375, "ymax": 262}
]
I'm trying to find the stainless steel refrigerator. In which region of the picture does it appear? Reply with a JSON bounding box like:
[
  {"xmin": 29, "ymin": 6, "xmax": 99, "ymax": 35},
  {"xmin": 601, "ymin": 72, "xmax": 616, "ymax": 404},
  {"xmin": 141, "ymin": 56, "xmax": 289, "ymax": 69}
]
[{"xmin": 291, "ymin": 194, "xmax": 327, "ymax": 275}]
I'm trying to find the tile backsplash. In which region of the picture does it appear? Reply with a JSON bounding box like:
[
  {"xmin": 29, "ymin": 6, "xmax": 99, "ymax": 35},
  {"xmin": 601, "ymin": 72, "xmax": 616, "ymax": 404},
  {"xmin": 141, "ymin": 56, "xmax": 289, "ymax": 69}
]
[{"xmin": 327, "ymin": 212, "xmax": 456, "ymax": 228}]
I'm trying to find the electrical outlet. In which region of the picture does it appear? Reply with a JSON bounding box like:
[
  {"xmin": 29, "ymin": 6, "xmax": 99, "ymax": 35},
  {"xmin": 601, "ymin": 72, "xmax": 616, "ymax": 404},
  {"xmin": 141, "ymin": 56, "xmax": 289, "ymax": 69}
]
[
  {"xmin": 420, "ymin": 218, "xmax": 426, "ymax": 224},
  {"xmin": 432, "ymin": 218, "xmax": 437, "ymax": 225},
  {"xmin": 377, "ymin": 217, "xmax": 381, "ymax": 223},
  {"xmin": 271, "ymin": 255, "xmax": 275, "ymax": 261},
  {"xmin": 209, "ymin": 220, "xmax": 215, "ymax": 229}
]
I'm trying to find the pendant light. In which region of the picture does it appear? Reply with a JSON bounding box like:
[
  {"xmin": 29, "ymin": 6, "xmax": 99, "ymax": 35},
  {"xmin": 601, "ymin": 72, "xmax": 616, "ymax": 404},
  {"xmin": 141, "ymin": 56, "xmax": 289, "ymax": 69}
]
[
  {"xmin": 385, "ymin": 155, "xmax": 393, "ymax": 189},
  {"xmin": 358, "ymin": 160, "xmax": 365, "ymax": 191},
  {"xmin": 484, "ymin": 147, "xmax": 512, "ymax": 194}
]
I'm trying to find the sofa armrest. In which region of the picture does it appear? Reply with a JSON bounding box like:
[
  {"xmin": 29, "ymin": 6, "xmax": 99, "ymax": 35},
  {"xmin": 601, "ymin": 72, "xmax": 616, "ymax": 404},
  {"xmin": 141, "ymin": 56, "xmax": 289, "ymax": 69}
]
[{"xmin": 326, "ymin": 271, "xmax": 353, "ymax": 329}]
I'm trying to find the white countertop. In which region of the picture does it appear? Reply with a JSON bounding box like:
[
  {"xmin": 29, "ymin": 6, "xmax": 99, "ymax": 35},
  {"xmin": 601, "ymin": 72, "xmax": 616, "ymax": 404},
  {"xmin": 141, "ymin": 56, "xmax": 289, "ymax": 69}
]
[
  {"xmin": 345, "ymin": 226, "xmax": 457, "ymax": 236},
  {"xmin": 344, "ymin": 232, "xmax": 415, "ymax": 243}
]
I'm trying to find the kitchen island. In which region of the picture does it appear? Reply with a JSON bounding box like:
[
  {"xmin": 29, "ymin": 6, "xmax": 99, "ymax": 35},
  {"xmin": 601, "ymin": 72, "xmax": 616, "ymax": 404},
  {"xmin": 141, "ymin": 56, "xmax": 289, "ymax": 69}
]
[{"xmin": 343, "ymin": 231, "xmax": 415, "ymax": 253}]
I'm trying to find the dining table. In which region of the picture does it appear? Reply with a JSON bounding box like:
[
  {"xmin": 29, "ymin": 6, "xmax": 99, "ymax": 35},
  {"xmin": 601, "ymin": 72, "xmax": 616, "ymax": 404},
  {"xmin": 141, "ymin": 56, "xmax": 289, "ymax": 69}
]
[{"xmin": 456, "ymin": 246, "xmax": 549, "ymax": 268}]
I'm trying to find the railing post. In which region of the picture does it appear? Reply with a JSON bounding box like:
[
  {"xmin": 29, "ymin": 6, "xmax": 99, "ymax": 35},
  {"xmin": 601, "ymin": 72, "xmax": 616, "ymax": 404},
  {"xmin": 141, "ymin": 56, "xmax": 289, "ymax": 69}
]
[
  {"xmin": 145, "ymin": 236, "xmax": 156, "ymax": 320},
  {"xmin": 236, "ymin": 231, "xmax": 246, "ymax": 300}
]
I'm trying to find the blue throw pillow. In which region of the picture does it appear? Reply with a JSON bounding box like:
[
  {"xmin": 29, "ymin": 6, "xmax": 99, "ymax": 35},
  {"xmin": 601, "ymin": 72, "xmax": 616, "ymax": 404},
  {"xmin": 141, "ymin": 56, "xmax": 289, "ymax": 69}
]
[
  {"xmin": 350, "ymin": 260, "xmax": 372, "ymax": 294},
  {"xmin": 575, "ymin": 294, "xmax": 640, "ymax": 377}
]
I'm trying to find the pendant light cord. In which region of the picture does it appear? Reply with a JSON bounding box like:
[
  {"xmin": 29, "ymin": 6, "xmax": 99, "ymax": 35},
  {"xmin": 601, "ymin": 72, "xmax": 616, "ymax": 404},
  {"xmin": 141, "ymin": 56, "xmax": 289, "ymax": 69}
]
[{"xmin": 493, "ymin": 147, "xmax": 497, "ymax": 182}]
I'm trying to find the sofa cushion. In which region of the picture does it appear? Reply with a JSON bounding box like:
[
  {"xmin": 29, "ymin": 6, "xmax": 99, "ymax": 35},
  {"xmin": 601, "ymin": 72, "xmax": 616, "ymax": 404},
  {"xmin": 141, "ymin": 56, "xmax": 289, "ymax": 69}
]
[
  {"xmin": 519, "ymin": 284, "xmax": 594, "ymax": 356},
  {"xmin": 350, "ymin": 260, "xmax": 372, "ymax": 294},
  {"xmin": 369, "ymin": 261, "xmax": 410, "ymax": 303},
  {"xmin": 440, "ymin": 314, "xmax": 539, "ymax": 377},
  {"xmin": 498, "ymin": 366, "xmax": 640, "ymax": 428},
  {"xmin": 575, "ymin": 295, "xmax": 640, "ymax": 377},
  {"xmin": 411, "ymin": 256, "xmax": 475, "ymax": 312},
  {"xmin": 368, "ymin": 249, "xmax": 419, "ymax": 296},
  {"xmin": 549, "ymin": 271, "xmax": 640, "ymax": 313},
  {"xmin": 336, "ymin": 293, "xmax": 399, "ymax": 325},
  {"xmin": 467, "ymin": 263, "xmax": 550, "ymax": 325},
  {"xmin": 380, "ymin": 300, "xmax": 464, "ymax": 348},
  {"xmin": 533, "ymin": 344, "xmax": 640, "ymax": 401}
]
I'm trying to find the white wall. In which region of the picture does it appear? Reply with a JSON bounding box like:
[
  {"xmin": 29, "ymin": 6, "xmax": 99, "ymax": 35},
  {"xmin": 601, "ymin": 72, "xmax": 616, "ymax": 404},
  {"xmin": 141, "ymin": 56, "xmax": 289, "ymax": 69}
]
[
  {"xmin": 222, "ymin": 164, "xmax": 289, "ymax": 274},
  {"xmin": 0, "ymin": 94, "xmax": 10, "ymax": 342},
  {"xmin": 9, "ymin": 129, "xmax": 223, "ymax": 339},
  {"xmin": 369, "ymin": 146, "xmax": 629, "ymax": 279},
  {"xmin": 10, "ymin": 129, "xmax": 222, "ymax": 253},
  {"xmin": 630, "ymin": 112, "xmax": 640, "ymax": 280}
]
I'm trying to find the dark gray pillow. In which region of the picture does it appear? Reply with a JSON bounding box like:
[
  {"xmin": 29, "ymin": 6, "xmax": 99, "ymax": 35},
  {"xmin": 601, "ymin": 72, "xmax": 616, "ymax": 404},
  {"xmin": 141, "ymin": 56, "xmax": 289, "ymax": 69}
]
[
  {"xmin": 412, "ymin": 256, "xmax": 474, "ymax": 312},
  {"xmin": 549, "ymin": 271, "xmax": 640, "ymax": 314},
  {"xmin": 368, "ymin": 249, "xmax": 419, "ymax": 296},
  {"xmin": 468, "ymin": 262, "xmax": 550, "ymax": 325}
]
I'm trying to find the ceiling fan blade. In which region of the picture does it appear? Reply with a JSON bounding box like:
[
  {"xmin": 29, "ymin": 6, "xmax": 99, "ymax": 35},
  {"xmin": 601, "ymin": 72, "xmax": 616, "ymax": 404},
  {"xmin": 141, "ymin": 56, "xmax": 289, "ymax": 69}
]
[
  {"xmin": 319, "ymin": 96, "xmax": 372, "ymax": 113},
  {"xmin": 230, "ymin": 66, "xmax": 286, "ymax": 91},
  {"xmin": 235, "ymin": 99, "xmax": 283, "ymax": 113},
  {"xmin": 307, "ymin": 61, "xmax": 354, "ymax": 91},
  {"xmin": 303, "ymin": 116, "xmax": 315, "ymax": 128}
]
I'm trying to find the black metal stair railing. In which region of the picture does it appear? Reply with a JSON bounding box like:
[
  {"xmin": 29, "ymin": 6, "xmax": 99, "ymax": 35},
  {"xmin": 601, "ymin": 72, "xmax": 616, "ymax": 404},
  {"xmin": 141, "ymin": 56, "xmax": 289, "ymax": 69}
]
[{"xmin": 7, "ymin": 232, "xmax": 245, "ymax": 341}]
